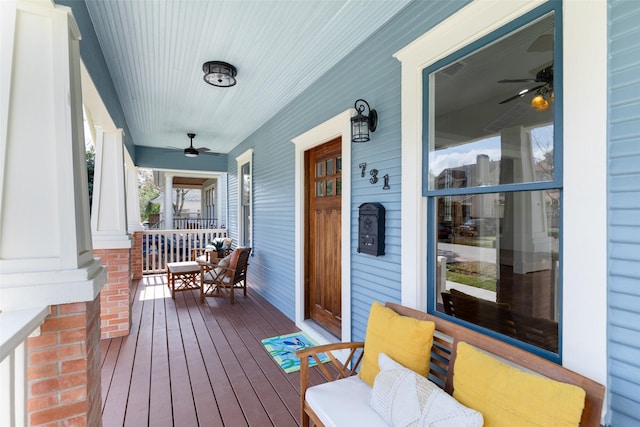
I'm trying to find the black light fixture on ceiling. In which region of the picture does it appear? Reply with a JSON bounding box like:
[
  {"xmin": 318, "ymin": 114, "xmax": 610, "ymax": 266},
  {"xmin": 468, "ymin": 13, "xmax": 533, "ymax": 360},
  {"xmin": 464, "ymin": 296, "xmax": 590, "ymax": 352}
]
[
  {"xmin": 184, "ymin": 133, "xmax": 199, "ymax": 157},
  {"xmin": 351, "ymin": 99, "xmax": 378, "ymax": 143},
  {"xmin": 203, "ymin": 61, "xmax": 237, "ymax": 87}
]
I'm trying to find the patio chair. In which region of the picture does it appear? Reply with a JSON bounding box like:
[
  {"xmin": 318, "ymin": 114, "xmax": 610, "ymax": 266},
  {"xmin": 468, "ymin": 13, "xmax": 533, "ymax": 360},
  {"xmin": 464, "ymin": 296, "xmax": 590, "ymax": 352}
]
[{"xmin": 199, "ymin": 246, "xmax": 251, "ymax": 304}]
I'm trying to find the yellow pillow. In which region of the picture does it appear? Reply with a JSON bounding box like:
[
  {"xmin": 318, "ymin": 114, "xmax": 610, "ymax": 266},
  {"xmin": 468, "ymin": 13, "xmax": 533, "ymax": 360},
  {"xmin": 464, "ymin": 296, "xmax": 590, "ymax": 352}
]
[
  {"xmin": 453, "ymin": 342, "xmax": 586, "ymax": 427},
  {"xmin": 358, "ymin": 302, "xmax": 435, "ymax": 386}
]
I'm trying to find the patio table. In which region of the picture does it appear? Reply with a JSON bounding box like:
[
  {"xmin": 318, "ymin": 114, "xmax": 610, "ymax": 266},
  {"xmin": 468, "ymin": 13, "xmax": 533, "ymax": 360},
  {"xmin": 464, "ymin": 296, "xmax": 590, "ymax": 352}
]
[{"xmin": 166, "ymin": 261, "xmax": 201, "ymax": 299}]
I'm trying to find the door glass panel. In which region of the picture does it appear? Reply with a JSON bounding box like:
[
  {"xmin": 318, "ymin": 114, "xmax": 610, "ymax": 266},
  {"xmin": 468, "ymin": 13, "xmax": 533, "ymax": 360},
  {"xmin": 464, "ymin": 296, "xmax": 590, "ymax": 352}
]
[
  {"xmin": 336, "ymin": 178, "xmax": 342, "ymax": 195},
  {"xmin": 336, "ymin": 156, "xmax": 342, "ymax": 173},
  {"xmin": 326, "ymin": 159, "xmax": 334, "ymax": 175},
  {"xmin": 326, "ymin": 179, "xmax": 334, "ymax": 196},
  {"xmin": 316, "ymin": 161, "xmax": 324, "ymax": 178},
  {"xmin": 316, "ymin": 181, "xmax": 323, "ymax": 197}
]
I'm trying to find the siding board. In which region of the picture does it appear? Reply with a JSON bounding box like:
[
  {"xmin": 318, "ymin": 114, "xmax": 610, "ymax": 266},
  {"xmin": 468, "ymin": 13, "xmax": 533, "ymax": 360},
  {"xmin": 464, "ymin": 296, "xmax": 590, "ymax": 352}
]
[
  {"xmin": 226, "ymin": 0, "xmax": 469, "ymax": 341},
  {"xmin": 608, "ymin": 1, "xmax": 640, "ymax": 424}
]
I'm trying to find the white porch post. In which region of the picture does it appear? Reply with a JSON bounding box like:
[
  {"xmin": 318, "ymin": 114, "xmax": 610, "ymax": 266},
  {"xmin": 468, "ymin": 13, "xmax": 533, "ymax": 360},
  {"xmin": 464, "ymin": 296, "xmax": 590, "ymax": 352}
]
[
  {"xmin": 125, "ymin": 152, "xmax": 143, "ymax": 233},
  {"xmin": 165, "ymin": 173, "xmax": 174, "ymax": 228},
  {"xmin": 0, "ymin": 0, "xmax": 106, "ymax": 310},
  {"xmin": 0, "ymin": 1, "xmax": 106, "ymax": 425},
  {"xmin": 91, "ymin": 128, "xmax": 132, "ymax": 249}
]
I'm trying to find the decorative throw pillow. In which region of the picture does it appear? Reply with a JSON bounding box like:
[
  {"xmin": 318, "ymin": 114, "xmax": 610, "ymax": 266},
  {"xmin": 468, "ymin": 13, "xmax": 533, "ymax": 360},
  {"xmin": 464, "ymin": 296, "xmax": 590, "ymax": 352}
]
[
  {"xmin": 370, "ymin": 353, "xmax": 483, "ymax": 427},
  {"xmin": 204, "ymin": 252, "xmax": 233, "ymax": 281},
  {"xmin": 358, "ymin": 302, "xmax": 435, "ymax": 386},
  {"xmin": 453, "ymin": 342, "xmax": 586, "ymax": 427}
]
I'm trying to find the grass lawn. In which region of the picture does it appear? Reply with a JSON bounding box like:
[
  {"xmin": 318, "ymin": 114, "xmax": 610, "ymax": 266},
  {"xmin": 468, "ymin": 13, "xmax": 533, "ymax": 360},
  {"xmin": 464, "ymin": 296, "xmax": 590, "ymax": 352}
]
[{"xmin": 446, "ymin": 261, "xmax": 497, "ymax": 292}]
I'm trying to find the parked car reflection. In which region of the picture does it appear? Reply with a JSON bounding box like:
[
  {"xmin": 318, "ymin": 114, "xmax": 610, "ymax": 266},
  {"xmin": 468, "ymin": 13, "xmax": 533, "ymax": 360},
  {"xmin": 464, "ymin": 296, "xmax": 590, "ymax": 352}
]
[
  {"xmin": 438, "ymin": 223, "xmax": 454, "ymax": 240},
  {"xmin": 458, "ymin": 219, "xmax": 496, "ymax": 237}
]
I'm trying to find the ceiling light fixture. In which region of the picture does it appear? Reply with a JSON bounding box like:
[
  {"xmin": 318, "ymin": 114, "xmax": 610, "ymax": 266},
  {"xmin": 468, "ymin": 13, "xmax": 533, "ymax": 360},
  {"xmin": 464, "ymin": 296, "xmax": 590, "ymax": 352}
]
[
  {"xmin": 530, "ymin": 85, "xmax": 554, "ymax": 111},
  {"xmin": 203, "ymin": 61, "xmax": 237, "ymax": 87},
  {"xmin": 351, "ymin": 99, "xmax": 378, "ymax": 143},
  {"xmin": 184, "ymin": 133, "xmax": 199, "ymax": 157}
]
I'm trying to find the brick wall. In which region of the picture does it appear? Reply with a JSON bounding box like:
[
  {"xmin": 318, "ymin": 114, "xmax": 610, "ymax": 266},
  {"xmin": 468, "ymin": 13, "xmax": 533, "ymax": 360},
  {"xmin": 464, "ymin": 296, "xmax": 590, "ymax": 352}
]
[
  {"xmin": 131, "ymin": 232, "xmax": 143, "ymax": 280},
  {"xmin": 27, "ymin": 298, "xmax": 102, "ymax": 427},
  {"xmin": 95, "ymin": 248, "xmax": 132, "ymax": 339}
]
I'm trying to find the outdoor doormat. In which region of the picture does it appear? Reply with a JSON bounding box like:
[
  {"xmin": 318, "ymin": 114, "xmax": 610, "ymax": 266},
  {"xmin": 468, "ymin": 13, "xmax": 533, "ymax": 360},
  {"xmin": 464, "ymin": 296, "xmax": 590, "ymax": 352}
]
[{"xmin": 261, "ymin": 331, "xmax": 330, "ymax": 373}]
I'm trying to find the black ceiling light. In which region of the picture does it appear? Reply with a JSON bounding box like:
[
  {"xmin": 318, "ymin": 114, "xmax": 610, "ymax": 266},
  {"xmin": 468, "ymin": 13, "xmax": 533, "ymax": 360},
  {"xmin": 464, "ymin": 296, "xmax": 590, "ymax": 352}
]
[
  {"xmin": 203, "ymin": 61, "xmax": 237, "ymax": 87},
  {"xmin": 184, "ymin": 133, "xmax": 199, "ymax": 157},
  {"xmin": 351, "ymin": 99, "xmax": 378, "ymax": 143}
]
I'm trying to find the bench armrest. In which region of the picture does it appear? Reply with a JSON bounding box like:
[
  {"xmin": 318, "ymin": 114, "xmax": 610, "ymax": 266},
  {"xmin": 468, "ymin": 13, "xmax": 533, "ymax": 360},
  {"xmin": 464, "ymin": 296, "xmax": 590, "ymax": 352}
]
[
  {"xmin": 296, "ymin": 341, "xmax": 365, "ymax": 427},
  {"xmin": 296, "ymin": 341, "xmax": 365, "ymax": 382}
]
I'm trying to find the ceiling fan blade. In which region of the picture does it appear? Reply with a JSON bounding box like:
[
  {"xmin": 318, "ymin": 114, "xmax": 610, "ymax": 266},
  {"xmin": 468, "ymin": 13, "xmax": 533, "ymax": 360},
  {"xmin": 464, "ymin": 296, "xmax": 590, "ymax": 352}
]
[
  {"xmin": 200, "ymin": 151, "xmax": 220, "ymax": 156},
  {"xmin": 498, "ymin": 84, "xmax": 546, "ymax": 104},
  {"xmin": 498, "ymin": 78, "xmax": 538, "ymax": 83}
]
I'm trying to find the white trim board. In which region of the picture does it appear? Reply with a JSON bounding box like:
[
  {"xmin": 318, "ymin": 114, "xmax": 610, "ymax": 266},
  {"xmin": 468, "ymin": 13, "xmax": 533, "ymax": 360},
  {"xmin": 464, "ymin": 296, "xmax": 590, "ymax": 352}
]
[
  {"xmin": 291, "ymin": 110, "xmax": 353, "ymax": 345},
  {"xmin": 394, "ymin": 0, "xmax": 607, "ymax": 388}
]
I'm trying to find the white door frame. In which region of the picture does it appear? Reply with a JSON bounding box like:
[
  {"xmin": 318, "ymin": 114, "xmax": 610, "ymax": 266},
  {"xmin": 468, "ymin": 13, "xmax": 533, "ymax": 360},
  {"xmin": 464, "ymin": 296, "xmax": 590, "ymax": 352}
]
[{"xmin": 292, "ymin": 110, "xmax": 353, "ymax": 344}]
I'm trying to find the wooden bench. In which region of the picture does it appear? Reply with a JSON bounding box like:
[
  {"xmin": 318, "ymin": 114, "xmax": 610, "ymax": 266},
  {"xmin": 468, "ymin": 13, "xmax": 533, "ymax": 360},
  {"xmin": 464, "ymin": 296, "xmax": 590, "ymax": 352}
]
[{"xmin": 296, "ymin": 302, "xmax": 604, "ymax": 427}]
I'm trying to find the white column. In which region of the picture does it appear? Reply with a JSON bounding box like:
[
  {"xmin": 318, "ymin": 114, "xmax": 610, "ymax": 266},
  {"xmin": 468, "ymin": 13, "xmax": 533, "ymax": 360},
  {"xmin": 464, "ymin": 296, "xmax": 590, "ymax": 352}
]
[
  {"xmin": 0, "ymin": 0, "xmax": 106, "ymax": 310},
  {"xmin": 164, "ymin": 173, "xmax": 174, "ymax": 229},
  {"xmin": 91, "ymin": 128, "xmax": 132, "ymax": 249},
  {"xmin": 125, "ymin": 152, "xmax": 143, "ymax": 233},
  {"xmin": 499, "ymin": 126, "xmax": 551, "ymax": 274}
]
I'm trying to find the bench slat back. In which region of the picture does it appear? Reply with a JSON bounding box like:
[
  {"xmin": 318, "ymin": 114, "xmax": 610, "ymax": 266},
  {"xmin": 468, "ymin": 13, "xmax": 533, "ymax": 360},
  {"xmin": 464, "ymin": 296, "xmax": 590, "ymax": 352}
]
[{"xmin": 386, "ymin": 302, "xmax": 604, "ymax": 427}]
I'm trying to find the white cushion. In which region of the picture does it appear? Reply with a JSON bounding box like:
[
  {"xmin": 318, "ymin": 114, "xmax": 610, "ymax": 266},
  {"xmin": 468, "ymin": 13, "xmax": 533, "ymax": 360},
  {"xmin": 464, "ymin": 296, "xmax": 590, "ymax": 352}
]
[
  {"xmin": 203, "ymin": 253, "xmax": 233, "ymax": 281},
  {"xmin": 306, "ymin": 376, "xmax": 387, "ymax": 427},
  {"xmin": 370, "ymin": 353, "xmax": 483, "ymax": 427}
]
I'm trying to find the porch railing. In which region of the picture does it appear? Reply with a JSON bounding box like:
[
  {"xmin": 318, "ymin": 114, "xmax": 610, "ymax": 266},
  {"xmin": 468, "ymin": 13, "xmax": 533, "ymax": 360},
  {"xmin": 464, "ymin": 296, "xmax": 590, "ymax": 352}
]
[
  {"xmin": 141, "ymin": 228, "xmax": 228, "ymax": 274},
  {"xmin": 0, "ymin": 307, "xmax": 50, "ymax": 427},
  {"xmin": 147, "ymin": 218, "xmax": 221, "ymax": 230}
]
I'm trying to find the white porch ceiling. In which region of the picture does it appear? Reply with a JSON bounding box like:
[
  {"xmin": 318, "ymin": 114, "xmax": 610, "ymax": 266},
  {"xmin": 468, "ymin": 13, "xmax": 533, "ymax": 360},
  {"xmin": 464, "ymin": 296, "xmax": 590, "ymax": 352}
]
[{"xmin": 84, "ymin": 0, "xmax": 412, "ymax": 154}]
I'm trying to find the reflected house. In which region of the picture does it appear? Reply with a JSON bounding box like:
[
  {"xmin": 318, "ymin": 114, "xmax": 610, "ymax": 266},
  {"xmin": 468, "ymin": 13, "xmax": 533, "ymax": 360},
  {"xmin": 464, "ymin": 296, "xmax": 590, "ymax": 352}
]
[{"xmin": 436, "ymin": 154, "xmax": 501, "ymax": 229}]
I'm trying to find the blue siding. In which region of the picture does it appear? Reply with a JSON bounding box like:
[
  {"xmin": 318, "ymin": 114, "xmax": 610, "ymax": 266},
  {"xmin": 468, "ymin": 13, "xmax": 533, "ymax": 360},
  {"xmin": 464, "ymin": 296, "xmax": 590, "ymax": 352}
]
[
  {"xmin": 226, "ymin": 0, "xmax": 469, "ymax": 340},
  {"xmin": 608, "ymin": 1, "xmax": 640, "ymax": 425}
]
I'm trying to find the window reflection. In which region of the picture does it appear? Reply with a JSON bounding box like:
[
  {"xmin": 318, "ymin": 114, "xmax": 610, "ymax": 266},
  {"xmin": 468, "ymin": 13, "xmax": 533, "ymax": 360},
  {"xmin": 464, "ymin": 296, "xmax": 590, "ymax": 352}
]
[
  {"xmin": 435, "ymin": 190, "xmax": 559, "ymax": 353},
  {"xmin": 426, "ymin": 11, "xmax": 560, "ymax": 354}
]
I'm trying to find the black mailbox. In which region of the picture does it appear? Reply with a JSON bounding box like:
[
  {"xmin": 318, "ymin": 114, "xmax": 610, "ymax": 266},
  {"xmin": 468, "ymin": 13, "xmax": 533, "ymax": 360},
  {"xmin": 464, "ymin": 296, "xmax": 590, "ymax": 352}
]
[{"xmin": 358, "ymin": 202, "xmax": 385, "ymax": 256}]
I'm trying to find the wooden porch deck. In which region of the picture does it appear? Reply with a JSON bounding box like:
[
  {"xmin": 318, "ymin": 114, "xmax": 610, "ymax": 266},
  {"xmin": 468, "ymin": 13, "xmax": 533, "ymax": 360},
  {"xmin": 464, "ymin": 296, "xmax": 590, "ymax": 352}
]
[{"xmin": 100, "ymin": 275, "xmax": 317, "ymax": 427}]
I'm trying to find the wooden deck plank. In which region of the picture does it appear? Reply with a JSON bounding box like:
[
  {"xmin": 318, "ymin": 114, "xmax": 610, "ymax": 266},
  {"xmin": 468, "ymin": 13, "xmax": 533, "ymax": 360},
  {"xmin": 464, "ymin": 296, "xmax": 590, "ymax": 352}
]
[
  {"xmin": 190, "ymin": 294, "xmax": 248, "ymax": 427},
  {"xmin": 102, "ymin": 279, "xmax": 145, "ymax": 427},
  {"xmin": 148, "ymin": 275, "xmax": 174, "ymax": 427},
  {"xmin": 100, "ymin": 336, "xmax": 122, "ymax": 407},
  {"xmin": 175, "ymin": 290, "xmax": 225, "ymax": 427},
  {"xmin": 164, "ymin": 283, "xmax": 199, "ymax": 426},
  {"xmin": 214, "ymin": 299, "xmax": 298, "ymax": 426},
  {"xmin": 197, "ymin": 298, "xmax": 271, "ymax": 425},
  {"xmin": 219, "ymin": 296, "xmax": 301, "ymax": 425},
  {"xmin": 101, "ymin": 274, "xmax": 316, "ymax": 427},
  {"xmin": 123, "ymin": 277, "xmax": 156, "ymax": 427}
]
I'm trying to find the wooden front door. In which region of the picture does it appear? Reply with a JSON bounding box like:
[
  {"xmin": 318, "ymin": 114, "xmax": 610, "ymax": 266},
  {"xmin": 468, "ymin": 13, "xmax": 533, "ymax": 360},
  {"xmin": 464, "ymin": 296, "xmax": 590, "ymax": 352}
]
[{"xmin": 305, "ymin": 138, "xmax": 342, "ymax": 337}]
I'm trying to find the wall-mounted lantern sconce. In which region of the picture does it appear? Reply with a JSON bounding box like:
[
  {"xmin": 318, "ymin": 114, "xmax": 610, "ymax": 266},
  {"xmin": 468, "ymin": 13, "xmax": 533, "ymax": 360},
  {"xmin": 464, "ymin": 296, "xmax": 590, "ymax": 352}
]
[{"xmin": 351, "ymin": 99, "xmax": 378, "ymax": 143}]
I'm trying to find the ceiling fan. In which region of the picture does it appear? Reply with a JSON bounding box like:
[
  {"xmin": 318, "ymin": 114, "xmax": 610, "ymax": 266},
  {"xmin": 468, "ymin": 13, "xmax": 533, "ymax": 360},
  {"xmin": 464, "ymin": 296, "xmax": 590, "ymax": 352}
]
[
  {"xmin": 169, "ymin": 133, "xmax": 220, "ymax": 157},
  {"xmin": 498, "ymin": 65, "xmax": 554, "ymax": 105}
]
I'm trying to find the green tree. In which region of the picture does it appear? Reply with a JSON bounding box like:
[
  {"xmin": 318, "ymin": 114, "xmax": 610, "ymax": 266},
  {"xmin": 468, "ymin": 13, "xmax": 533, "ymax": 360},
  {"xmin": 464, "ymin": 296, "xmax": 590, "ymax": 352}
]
[
  {"xmin": 86, "ymin": 145, "xmax": 95, "ymax": 209},
  {"xmin": 138, "ymin": 168, "xmax": 160, "ymax": 222}
]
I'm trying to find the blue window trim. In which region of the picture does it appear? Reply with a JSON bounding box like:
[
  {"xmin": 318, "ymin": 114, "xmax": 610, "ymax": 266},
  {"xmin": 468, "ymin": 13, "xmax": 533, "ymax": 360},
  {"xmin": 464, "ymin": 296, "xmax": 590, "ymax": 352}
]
[{"xmin": 423, "ymin": 1, "xmax": 563, "ymax": 363}]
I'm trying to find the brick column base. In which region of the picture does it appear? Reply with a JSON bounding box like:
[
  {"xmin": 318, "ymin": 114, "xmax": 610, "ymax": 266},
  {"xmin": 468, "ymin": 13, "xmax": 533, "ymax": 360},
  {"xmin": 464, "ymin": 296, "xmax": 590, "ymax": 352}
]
[
  {"xmin": 132, "ymin": 232, "xmax": 143, "ymax": 280},
  {"xmin": 27, "ymin": 298, "xmax": 102, "ymax": 427},
  {"xmin": 95, "ymin": 248, "xmax": 132, "ymax": 339}
]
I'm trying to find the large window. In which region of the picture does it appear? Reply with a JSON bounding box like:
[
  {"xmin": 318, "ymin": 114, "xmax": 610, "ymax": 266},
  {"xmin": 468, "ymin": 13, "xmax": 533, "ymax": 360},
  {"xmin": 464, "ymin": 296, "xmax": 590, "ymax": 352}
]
[{"xmin": 425, "ymin": 6, "xmax": 561, "ymax": 358}]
